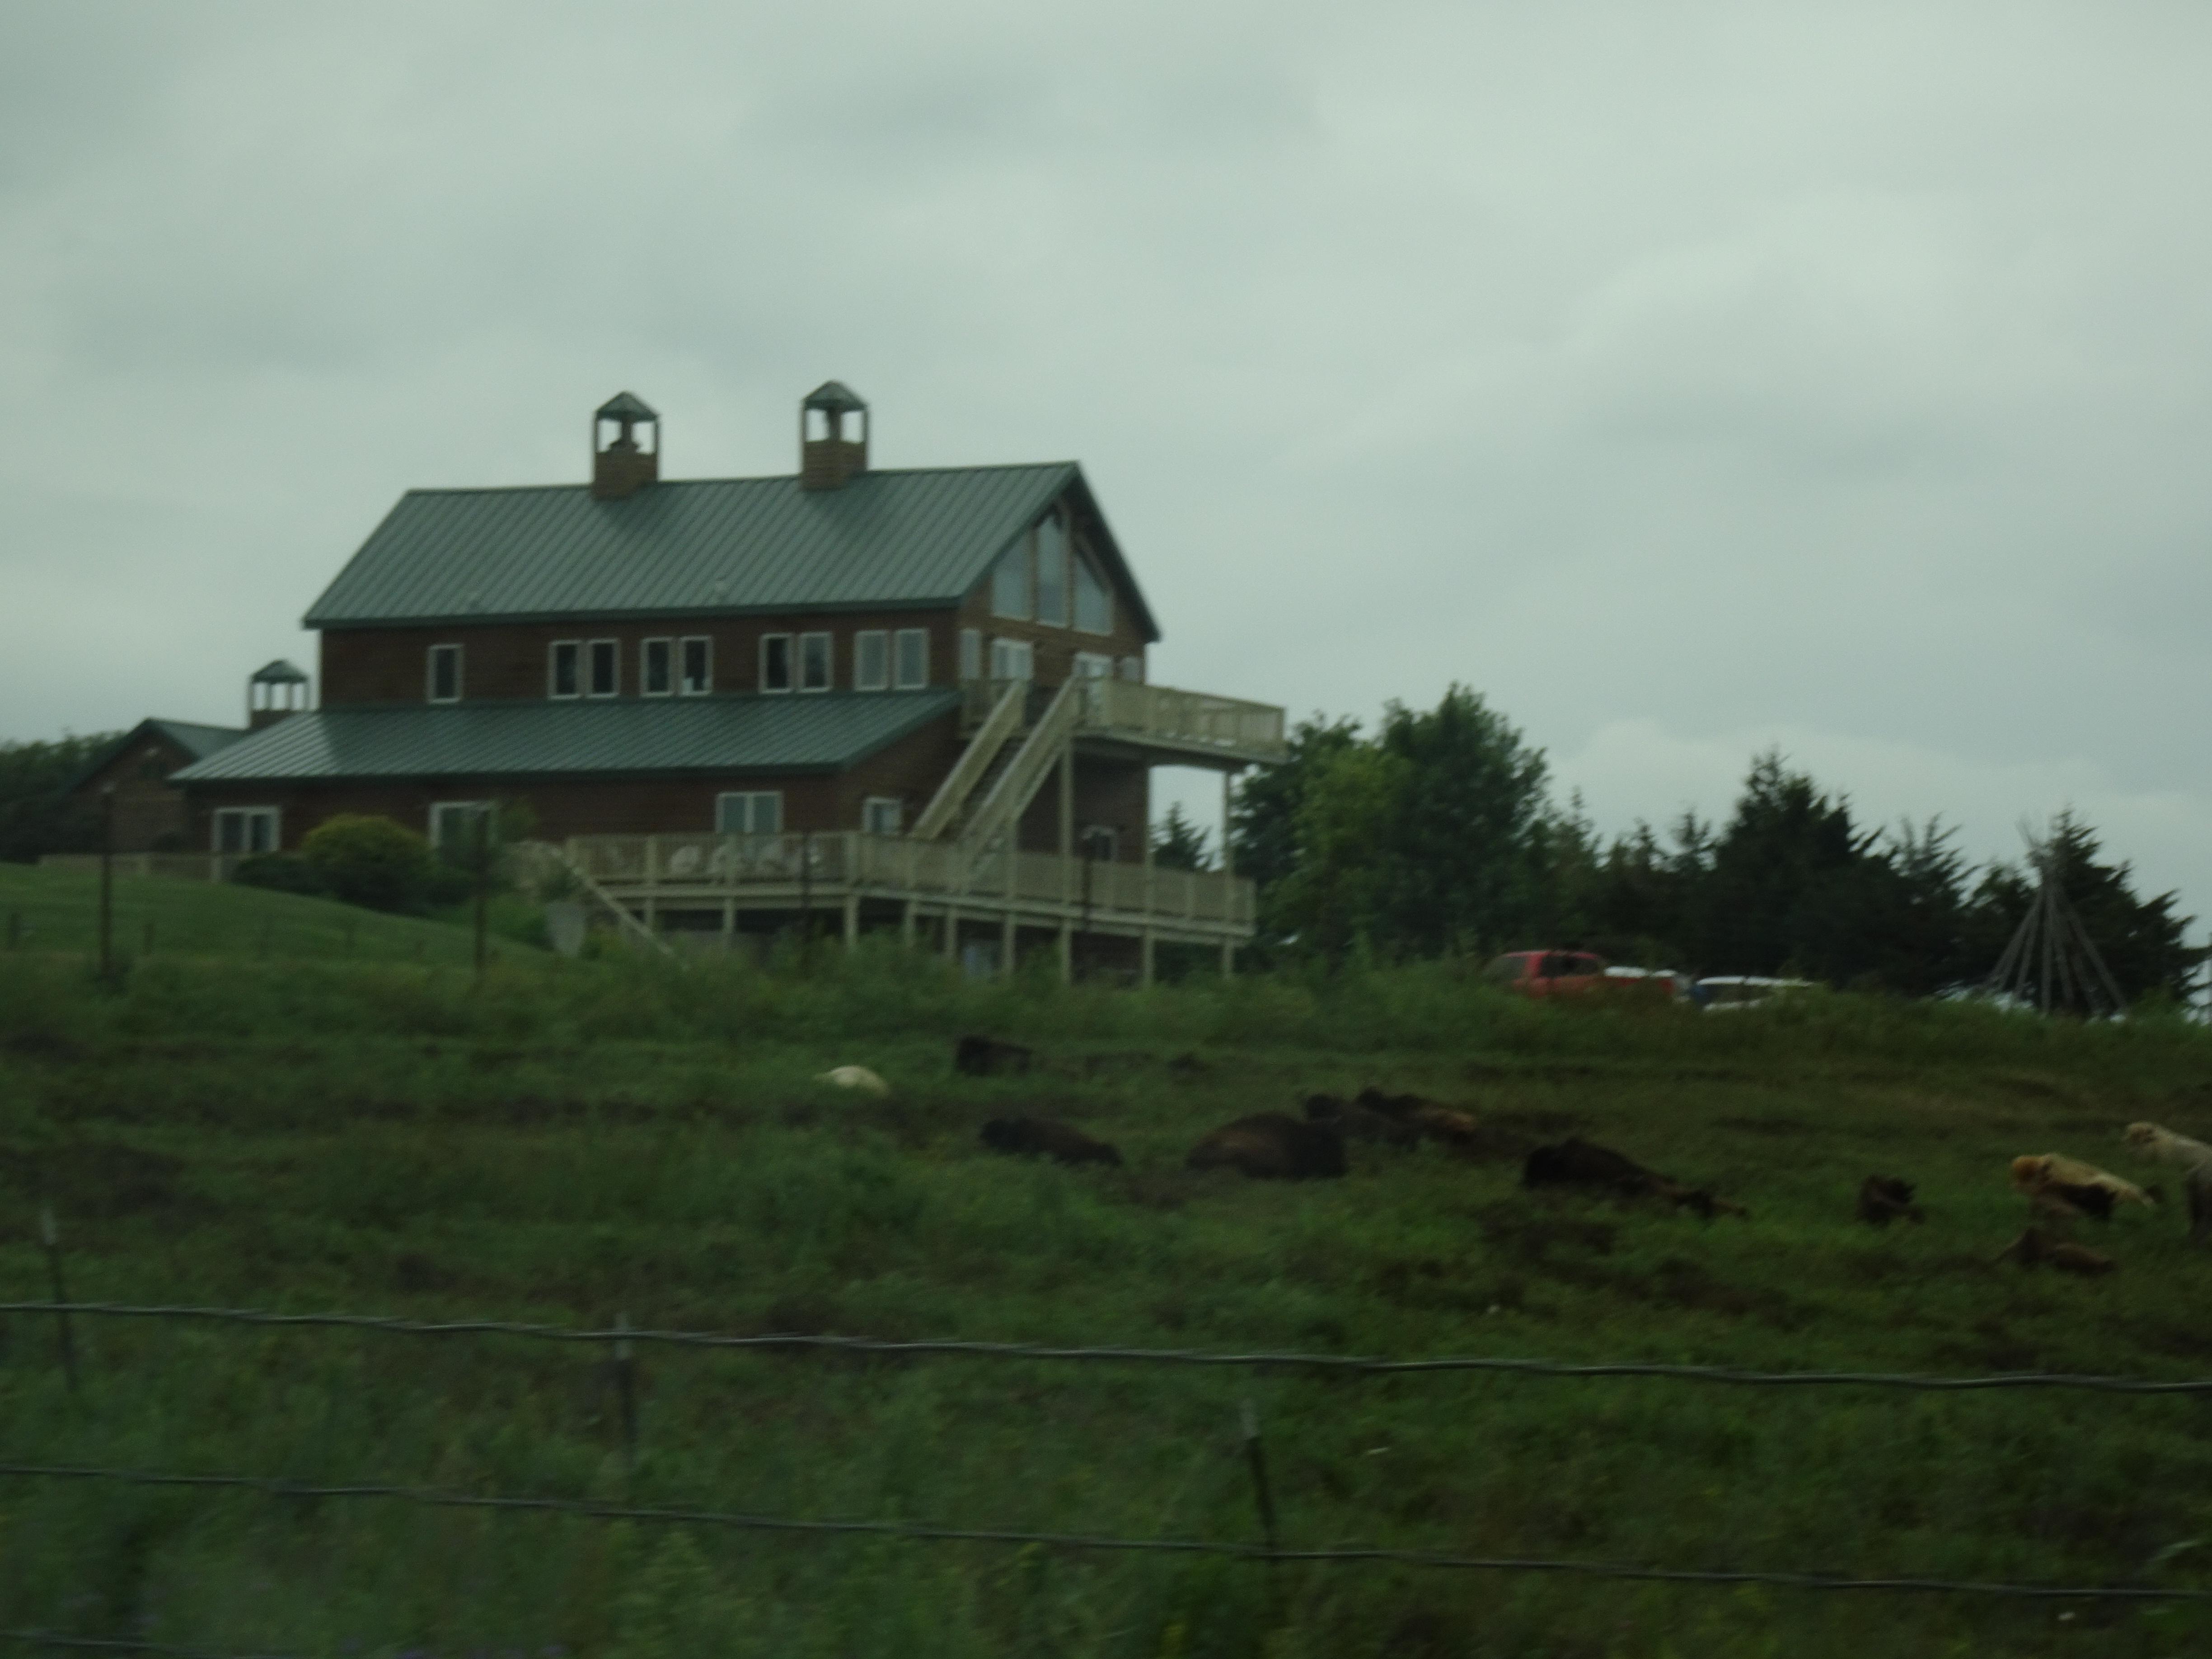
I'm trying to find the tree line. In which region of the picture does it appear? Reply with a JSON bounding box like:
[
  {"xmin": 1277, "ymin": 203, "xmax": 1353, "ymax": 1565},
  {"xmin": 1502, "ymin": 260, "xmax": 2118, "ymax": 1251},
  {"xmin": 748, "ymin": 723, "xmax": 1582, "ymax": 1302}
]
[{"xmin": 1164, "ymin": 685, "xmax": 2200, "ymax": 1002}]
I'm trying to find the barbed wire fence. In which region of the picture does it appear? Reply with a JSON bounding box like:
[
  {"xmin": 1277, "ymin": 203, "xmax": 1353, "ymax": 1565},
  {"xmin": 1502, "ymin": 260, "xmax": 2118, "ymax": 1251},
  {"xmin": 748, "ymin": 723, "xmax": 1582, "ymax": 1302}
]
[{"xmin": 6, "ymin": 1288, "xmax": 2212, "ymax": 1659}]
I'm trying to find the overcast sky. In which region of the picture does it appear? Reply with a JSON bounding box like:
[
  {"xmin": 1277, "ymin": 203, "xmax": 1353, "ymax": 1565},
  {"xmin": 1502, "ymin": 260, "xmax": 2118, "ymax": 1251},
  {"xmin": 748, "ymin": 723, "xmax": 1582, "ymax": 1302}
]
[{"xmin": 3, "ymin": 2, "xmax": 2207, "ymax": 924}]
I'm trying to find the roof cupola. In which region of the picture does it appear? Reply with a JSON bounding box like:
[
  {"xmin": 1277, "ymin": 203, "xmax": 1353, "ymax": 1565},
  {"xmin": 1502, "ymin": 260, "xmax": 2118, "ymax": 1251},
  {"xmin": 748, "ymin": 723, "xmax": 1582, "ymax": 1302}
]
[
  {"xmin": 248, "ymin": 658, "xmax": 310, "ymax": 731},
  {"xmin": 800, "ymin": 380, "xmax": 868, "ymax": 491},
  {"xmin": 592, "ymin": 391, "xmax": 660, "ymax": 501}
]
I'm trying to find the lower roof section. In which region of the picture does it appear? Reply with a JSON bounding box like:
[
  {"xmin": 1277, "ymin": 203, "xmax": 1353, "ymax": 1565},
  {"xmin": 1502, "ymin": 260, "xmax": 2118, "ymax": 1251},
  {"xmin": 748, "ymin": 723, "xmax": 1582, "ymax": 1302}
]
[{"xmin": 171, "ymin": 690, "xmax": 960, "ymax": 784}]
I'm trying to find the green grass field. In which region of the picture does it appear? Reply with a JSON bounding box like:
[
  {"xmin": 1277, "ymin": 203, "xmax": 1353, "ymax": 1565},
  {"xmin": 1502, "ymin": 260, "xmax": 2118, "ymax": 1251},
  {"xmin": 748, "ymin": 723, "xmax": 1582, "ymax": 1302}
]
[{"xmin": 5, "ymin": 870, "xmax": 2212, "ymax": 1656}]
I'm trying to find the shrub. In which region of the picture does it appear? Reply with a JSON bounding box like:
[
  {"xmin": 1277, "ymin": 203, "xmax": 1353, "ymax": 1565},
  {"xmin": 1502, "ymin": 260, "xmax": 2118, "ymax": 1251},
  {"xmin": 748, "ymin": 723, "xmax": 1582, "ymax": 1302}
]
[
  {"xmin": 299, "ymin": 815, "xmax": 437, "ymax": 912},
  {"xmin": 231, "ymin": 853, "xmax": 330, "ymax": 897}
]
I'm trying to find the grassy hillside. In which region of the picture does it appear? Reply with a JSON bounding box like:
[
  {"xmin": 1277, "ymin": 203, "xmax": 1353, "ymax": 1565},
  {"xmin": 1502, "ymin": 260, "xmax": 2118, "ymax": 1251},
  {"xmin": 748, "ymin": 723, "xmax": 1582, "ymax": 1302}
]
[
  {"xmin": 0, "ymin": 859, "xmax": 527, "ymax": 965},
  {"xmin": 5, "ymin": 950, "xmax": 2212, "ymax": 1656}
]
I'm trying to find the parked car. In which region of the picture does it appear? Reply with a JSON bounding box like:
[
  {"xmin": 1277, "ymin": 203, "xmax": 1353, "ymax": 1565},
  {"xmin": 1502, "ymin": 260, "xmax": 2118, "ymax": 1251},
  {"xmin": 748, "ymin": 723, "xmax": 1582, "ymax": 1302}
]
[
  {"xmin": 1481, "ymin": 950, "xmax": 1613, "ymax": 999},
  {"xmin": 1691, "ymin": 975, "xmax": 1816, "ymax": 1012}
]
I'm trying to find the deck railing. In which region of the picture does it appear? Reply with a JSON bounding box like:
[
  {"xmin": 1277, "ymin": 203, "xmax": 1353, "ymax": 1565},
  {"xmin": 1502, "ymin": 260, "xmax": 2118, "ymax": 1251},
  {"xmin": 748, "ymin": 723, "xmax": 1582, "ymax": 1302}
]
[
  {"xmin": 959, "ymin": 677, "xmax": 1286, "ymax": 762},
  {"xmin": 564, "ymin": 831, "xmax": 1254, "ymax": 928}
]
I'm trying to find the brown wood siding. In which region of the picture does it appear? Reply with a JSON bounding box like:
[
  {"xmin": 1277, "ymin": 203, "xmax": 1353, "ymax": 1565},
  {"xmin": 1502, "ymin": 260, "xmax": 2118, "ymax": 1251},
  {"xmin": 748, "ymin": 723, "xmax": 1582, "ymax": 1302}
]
[
  {"xmin": 1014, "ymin": 758, "xmax": 1149, "ymax": 862},
  {"xmin": 320, "ymin": 609, "xmax": 967, "ymax": 707}
]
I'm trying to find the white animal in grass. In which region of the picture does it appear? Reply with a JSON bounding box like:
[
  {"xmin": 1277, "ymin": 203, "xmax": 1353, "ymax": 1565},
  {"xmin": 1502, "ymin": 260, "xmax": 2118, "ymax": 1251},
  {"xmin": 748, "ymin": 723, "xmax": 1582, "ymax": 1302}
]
[
  {"xmin": 2124, "ymin": 1123, "xmax": 2212, "ymax": 1242},
  {"xmin": 817, "ymin": 1065, "xmax": 890, "ymax": 1098}
]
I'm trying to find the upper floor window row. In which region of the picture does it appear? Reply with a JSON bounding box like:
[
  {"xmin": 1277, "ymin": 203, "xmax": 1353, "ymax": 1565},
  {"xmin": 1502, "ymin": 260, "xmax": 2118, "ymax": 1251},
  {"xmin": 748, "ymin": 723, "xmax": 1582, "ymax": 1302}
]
[
  {"xmin": 990, "ymin": 509, "xmax": 1114, "ymax": 635},
  {"xmin": 429, "ymin": 630, "xmax": 930, "ymax": 703}
]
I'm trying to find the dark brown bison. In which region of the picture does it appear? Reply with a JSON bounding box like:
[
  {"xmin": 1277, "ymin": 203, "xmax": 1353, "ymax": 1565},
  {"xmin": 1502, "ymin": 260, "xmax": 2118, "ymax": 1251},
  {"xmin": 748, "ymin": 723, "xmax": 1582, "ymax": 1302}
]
[
  {"xmin": 979, "ymin": 1116, "xmax": 1122, "ymax": 1168},
  {"xmin": 1347, "ymin": 1086, "xmax": 1482, "ymax": 1151},
  {"xmin": 1857, "ymin": 1176, "xmax": 1925, "ymax": 1227},
  {"xmin": 956, "ymin": 1035, "xmax": 1035, "ymax": 1077},
  {"xmin": 1304, "ymin": 1093, "xmax": 1420, "ymax": 1150},
  {"xmin": 1522, "ymin": 1137, "xmax": 1748, "ymax": 1219},
  {"xmin": 1187, "ymin": 1114, "xmax": 1347, "ymax": 1180}
]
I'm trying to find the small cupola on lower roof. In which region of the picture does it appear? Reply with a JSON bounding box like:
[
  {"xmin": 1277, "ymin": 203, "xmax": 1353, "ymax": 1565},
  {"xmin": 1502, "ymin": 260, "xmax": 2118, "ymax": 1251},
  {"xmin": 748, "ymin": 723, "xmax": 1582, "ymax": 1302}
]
[
  {"xmin": 247, "ymin": 659, "xmax": 310, "ymax": 731},
  {"xmin": 800, "ymin": 380, "xmax": 868, "ymax": 491},
  {"xmin": 592, "ymin": 392, "xmax": 660, "ymax": 501}
]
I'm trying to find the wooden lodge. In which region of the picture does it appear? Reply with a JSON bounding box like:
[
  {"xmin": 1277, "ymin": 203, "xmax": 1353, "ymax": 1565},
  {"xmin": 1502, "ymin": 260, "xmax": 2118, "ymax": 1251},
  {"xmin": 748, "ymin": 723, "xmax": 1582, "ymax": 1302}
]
[{"xmin": 173, "ymin": 385, "xmax": 1285, "ymax": 977}]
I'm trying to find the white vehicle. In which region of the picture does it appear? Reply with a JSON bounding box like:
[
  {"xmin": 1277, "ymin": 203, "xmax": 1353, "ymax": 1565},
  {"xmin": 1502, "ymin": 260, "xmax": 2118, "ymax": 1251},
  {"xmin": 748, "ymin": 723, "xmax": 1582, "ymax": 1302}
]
[{"xmin": 1693, "ymin": 975, "xmax": 1816, "ymax": 1012}]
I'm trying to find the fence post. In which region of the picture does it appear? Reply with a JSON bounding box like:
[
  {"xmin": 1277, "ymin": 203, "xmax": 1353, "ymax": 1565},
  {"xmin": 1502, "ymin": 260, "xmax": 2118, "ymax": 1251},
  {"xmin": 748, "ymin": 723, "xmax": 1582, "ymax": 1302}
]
[
  {"xmin": 98, "ymin": 787, "xmax": 116, "ymax": 984},
  {"xmin": 1240, "ymin": 1398, "xmax": 1279, "ymax": 1559},
  {"xmin": 40, "ymin": 1208, "xmax": 80, "ymax": 1398},
  {"xmin": 615, "ymin": 1311, "xmax": 638, "ymax": 1470}
]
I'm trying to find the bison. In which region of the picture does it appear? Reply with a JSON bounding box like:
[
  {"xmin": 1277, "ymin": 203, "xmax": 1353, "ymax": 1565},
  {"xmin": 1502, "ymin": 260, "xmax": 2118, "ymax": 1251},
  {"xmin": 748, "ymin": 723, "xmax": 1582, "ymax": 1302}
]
[
  {"xmin": 1303, "ymin": 1092, "xmax": 1420, "ymax": 1150},
  {"xmin": 1522, "ymin": 1137, "xmax": 1748, "ymax": 1219},
  {"xmin": 956, "ymin": 1035, "xmax": 1034, "ymax": 1077},
  {"xmin": 979, "ymin": 1116, "xmax": 1123, "ymax": 1168},
  {"xmin": 1856, "ymin": 1175, "xmax": 1925, "ymax": 1227},
  {"xmin": 1187, "ymin": 1114, "xmax": 1347, "ymax": 1181}
]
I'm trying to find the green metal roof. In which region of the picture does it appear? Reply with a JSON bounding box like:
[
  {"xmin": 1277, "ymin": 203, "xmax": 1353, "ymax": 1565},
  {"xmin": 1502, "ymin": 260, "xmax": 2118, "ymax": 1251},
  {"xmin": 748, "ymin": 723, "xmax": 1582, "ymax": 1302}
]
[
  {"xmin": 150, "ymin": 719, "xmax": 250, "ymax": 761},
  {"xmin": 171, "ymin": 692, "xmax": 960, "ymax": 785},
  {"xmin": 302, "ymin": 462, "xmax": 1160, "ymax": 640}
]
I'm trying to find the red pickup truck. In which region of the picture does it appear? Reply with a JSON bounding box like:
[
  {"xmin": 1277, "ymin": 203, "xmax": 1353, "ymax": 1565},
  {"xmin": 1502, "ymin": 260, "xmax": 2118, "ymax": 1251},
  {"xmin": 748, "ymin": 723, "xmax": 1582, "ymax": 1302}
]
[{"xmin": 1484, "ymin": 951, "xmax": 1687, "ymax": 1002}]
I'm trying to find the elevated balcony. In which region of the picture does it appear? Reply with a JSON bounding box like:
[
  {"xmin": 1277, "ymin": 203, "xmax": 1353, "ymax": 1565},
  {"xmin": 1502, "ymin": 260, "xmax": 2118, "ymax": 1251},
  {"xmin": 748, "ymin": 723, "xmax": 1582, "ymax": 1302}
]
[{"xmin": 960, "ymin": 677, "xmax": 1286, "ymax": 769}]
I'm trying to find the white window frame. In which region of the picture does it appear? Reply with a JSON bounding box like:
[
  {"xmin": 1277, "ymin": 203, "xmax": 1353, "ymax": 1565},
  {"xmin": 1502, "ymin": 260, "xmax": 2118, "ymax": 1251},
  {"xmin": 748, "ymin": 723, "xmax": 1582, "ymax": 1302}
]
[
  {"xmin": 760, "ymin": 633, "xmax": 793, "ymax": 693},
  {"xmin": 679, "ymin": 636, "xmax": 713, "ymax": 696},
  {"xmin": 641, "ymin": 637, "xmax": 674, "ymax": 697},
  {"xmin": 798, "ymin": 631, "xmax": 832, "ymax": 693},
  {"xmin": 894, "ymin": 628, "xmax": 929, "ymax": 689},
  {"xmin": 429, "ymin": 799, "xmax": 494, "ymax": 857},
  {"xmin": 990, "ymin": 532, "xmax": 1032, "ymax": 619},
  {"xmin": 1118, "ymin": 655, "xmax": 1144, "ymax": 683},
  {"xmin": 1034, "ymin": 511, "xmax": 1069, "ymax": 628},
  {"xmin": 715, "ymin": 790, "xmax": 783, "ymax": 835},
  {"xmin": 586, "ymin": 638, "xmax": 619, "ymax": 699},
  {"xmin": 1073, "ymin": 651, "xmax": 1113, "ymax": 680},
  {"xmin": 854, "ymin": 629, "xmax": 890, "ymax": 692},
  {"xmin": 989, "ymin": 637, "xmax": 1034, "ymax": 682},
  {"xmin": 426, "ymin": 643, "xmax": 462, "ymax": 705},
  {"xmin": 549, "ymin": 640, "xmax": 581, "ymax": 700},
  {"xmin": 862, "ymin": 796, "xmax": 903, "ymax": 835},
  {"xmin": 212, "ymin": 806, "xmax": 281, "ymax": 855},
  {"xmin": 959, "ymin": 628, "xmax": 982, "ymax": 682},
  {"xmin": 1073, "ymin": 549, "xmax": 1114, "ymax": 635}
]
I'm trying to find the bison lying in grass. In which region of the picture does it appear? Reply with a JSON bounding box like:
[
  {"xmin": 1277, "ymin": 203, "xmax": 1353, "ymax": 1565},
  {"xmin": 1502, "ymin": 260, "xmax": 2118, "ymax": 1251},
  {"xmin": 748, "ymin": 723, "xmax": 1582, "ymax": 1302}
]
[
  {"xmin": 1856, "ymin": 1176, "xmax": 1925, "ymax": 1227},
  {"xmin": 1188, "ymin": 1114, "xmax": 1347, "ymax": 1181},
  {"xmin": 1522, "ymin": 1137, "xmax": 1747, "ymax": 1219},
  {"xmin": 979, "ymin": 1116, "xmax": 1123, "ymax": 1168}
]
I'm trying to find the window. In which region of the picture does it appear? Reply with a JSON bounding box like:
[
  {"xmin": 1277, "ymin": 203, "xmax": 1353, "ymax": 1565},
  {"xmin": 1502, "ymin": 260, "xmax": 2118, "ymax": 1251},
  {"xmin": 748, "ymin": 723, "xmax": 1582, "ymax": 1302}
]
[
  {"xmin": 799, "ymin": 632, "xmax": 832, "ymax": 692},
  {"xmin": 1074, "ymin": 651, "xmax": 1113, "ymax": 679},
  {"xmin": 427, "ymin": 644, "xmax": 462, "ymax": 704},
  {"xmin": 990, "ymin": 533, "xmax": 1031, "ymax": 619},
  {"xmin": 1034, "ymin": 512, "xmax": 1068, "ymax": 626},
  {"xmin": 716, "ymin": 791, "xmax": 783, "ymax": 835},
  {"xmin": 680, "ymin": 637, "xmax": 712, "ymax": 696},
  {"xmin": 959, "ymin": 628, "xmax": 982, "ymax": 682},
  {"xmin": 641, "ymin": 638, "xmax": 673, "ymax": 697},
  {"xmin": 549, "ymin": 641, "xmax": 581, "ymax": 699},
  {"xmin": 862, "ymin": 796, "xmax": 903, "ymax": 835},
  {"xmin": 429, "ymin": 801, "xmax": 492, "ymax": 857},
  {"xmin": 854, "ymin": 630, "xmax": 889, "ymax": 691},
  {"xmin": 1118, "ymin": 655, "xmax": 1144, "ymax": 683},
  {"xmin": 989, "ymin": 637, "xmax": 1034, "ymax": 681},
  {"xmin": 587, "ymin": 640, "xmax": 619, "ymax": 698},
  {"xmin": 894, "ymin": 628, "xmax": 929, "ymax": 689},
  {"xmin": 761, "ymin": 634, "xmax": 792, "ymax": 693},
  {"xmin": 1073, "ymin": 551, "xmax": 1113, "ymax": 634},
  {"xmin": 212, "ymin": 807, "xmax": 279, "ymax": 855}
]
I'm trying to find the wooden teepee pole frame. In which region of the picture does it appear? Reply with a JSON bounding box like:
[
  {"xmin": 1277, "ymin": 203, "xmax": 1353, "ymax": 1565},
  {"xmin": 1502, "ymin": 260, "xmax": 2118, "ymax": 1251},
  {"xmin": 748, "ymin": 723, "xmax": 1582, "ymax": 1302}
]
[{"xmin": 1981, "ymin": 832, "xmax": 2128, "ymax": 1017}]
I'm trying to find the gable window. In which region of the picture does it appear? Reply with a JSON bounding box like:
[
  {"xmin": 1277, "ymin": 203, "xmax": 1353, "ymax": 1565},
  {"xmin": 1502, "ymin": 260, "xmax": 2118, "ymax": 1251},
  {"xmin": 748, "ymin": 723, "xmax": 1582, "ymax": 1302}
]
[
  {"xmin": 641, "ymin": 638, "xmax": 673, "ymax": 697},
  {"xmin": 862, "ymin": 796, "xmax": 903, "ymax": 835},
  {"xmin": 680, "ymin": 637, "xmax": 712, "ymax": 695},
  {"xmin": 761, "ymin": 634, "xmax": 792, "ymax": 693},
  {"xmin": 799, "ymin": 632, "xmax": 832, "ymax": 692},
  {"xmin": 212, "ymin": 806, "xmax": 279, "ymax": 855},
  {"xmin": 854, "ymin": 630, "xmax": 889, "ymax": 692},
  {"xmin": 1035, "ymin": 512, "xmax": 1068, "ymax": 627},
  {"xmin": 588, "ymin": 640, "xmax": 619, "ymax": 698},
  {"xmin": 716, "ymin": 791, "xmax": 782, "ymax": 835},
  {"xmin": 959, "ymin": 628, "xmax": 982, "ymax": 682},
  {"xmin": 429, "ymin": 800, "xmax": 492, "ymax": 857},
  {"xmin": 894, "ymin": 628, "xmax": 929, "ymax": 689},
  {"xmin": 427, "ymin": 644, "xmax": 462, "ymax": 704},
  {"xmin": 549, "ymin": 641, "xmax": 581, "ymax": 699},
  {"xmin": 1074, "ymin": 651, "xmax": 1113, "ymax": 679},
  {"xmin": 989, "ymin": 637, "xmax": 1034, "ymax": 681},
  {"xmin": 1073, "ymin": 551, "xmax": 1113, "ymax": 634},
  {"xmin": 990, "ymin": 532, "xmax": 1031, "ymax": 619}
]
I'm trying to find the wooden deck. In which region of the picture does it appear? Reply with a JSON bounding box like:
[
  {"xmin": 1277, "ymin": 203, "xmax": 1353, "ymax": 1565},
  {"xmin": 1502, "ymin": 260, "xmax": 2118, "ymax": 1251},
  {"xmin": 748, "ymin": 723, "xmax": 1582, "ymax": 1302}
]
[
  {"xmin": 962, "ymin": 677, "xmax": 1286, "ymax": 768},
  {"xmin": 563, "ymin": 830, "xmax": 1256, "ymax": 978}
]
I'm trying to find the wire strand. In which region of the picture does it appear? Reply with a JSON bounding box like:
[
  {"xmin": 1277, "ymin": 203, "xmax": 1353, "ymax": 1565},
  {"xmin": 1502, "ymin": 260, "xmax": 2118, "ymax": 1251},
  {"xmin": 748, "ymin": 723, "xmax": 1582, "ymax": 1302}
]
[
  {"xmin": 5, "ymin": 1301, "xmax": 2207, "ymax": 1394},
  {"xmin": 0, "ymin": 1462, "xmax": 2204, "ymax": 1603}
]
